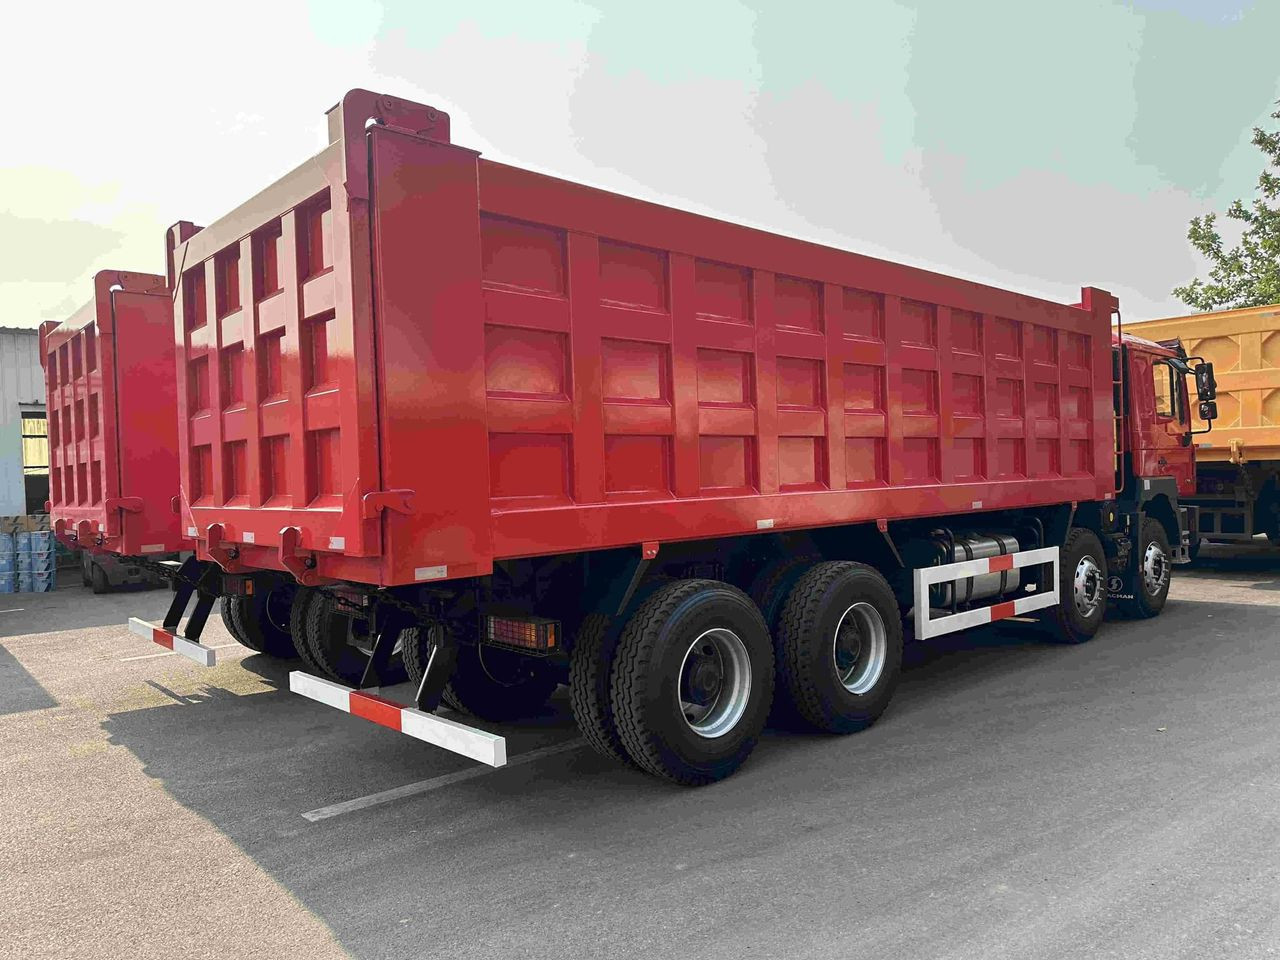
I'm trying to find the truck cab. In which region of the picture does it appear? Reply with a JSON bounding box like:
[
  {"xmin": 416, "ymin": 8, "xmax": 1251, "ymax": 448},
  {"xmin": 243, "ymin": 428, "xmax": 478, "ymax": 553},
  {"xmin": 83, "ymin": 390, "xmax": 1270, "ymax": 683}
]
[{"xmin": 1113, "ymin": 332, "xmax": 1217, "ymax": 563}]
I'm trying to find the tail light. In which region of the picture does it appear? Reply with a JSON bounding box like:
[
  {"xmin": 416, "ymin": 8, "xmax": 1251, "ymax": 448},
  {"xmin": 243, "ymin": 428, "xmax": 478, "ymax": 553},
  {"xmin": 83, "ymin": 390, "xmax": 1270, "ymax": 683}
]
[{"xmin": 485, "ymin": 616, "xmax": 560, "ymax": 654}]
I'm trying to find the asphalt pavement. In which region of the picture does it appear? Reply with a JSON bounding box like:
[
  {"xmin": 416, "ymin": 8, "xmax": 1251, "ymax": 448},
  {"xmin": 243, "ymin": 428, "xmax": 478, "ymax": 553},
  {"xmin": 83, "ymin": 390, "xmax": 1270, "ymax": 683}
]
[{"xmin": 3, "ymin": 547, "xmax": 1279, "ymax": 960}]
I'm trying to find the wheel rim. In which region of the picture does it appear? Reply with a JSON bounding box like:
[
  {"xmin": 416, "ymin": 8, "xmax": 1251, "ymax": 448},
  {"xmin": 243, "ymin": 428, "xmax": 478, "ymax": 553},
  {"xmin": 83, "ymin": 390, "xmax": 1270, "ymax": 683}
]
[
  {"xmin": 832, "ymin": 601, "xmax": 888, "ymax": 695},
  {"xmin": 677, "ymin": 628, "xmax": 752, "ymax": 739},
  {"xmin": 1142, "ymin": 541, "xmax": 1169, "ymax": 597},
  {"xmin": 264, "ymin": 588, "xmax": 293, "ymax": 633},
  {"xmin": 346, "ymin": 614, "xmax": 402, "ymax": 658},
  {"xmin": 1074, "ymin": 555, "xmax": 1103, "ymax": 618}
]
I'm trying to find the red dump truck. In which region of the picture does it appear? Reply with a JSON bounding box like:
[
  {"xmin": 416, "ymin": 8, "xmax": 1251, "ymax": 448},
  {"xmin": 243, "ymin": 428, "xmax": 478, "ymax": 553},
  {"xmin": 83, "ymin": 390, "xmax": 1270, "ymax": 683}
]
[
  {"xmin": 40, "ymin": 271, "xmax": 192, "ymax": 593},
  {"xmin": 129, "ymin": 90, "xmax": 1217, "ymax": 784}
]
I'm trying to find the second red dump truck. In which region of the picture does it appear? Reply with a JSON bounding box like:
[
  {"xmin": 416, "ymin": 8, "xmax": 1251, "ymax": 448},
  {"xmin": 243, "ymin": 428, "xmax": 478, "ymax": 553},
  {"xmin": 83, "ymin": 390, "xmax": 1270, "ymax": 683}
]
[
  {"xmin": 40, "ymin": 271, "xmax": 191, "ymax": 594},
  {"xmin": 127, "ymin": 90, "xmax": 1217, "ymax": 784}
]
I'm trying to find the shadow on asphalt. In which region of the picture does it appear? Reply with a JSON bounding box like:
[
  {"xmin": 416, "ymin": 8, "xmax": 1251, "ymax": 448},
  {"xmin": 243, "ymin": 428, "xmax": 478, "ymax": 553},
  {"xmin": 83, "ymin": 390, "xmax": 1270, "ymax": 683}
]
[
  {"xmin": 0, "ymin": 643, "xmax": 57, "ymax": 715},
  {"xmin": 1185, "ymin": 542, "xmax": 1280, "ymax": 590},
  {"xmin": 0, "ymin": 577, "xmax": 171, "ymax": 639},
  {"xmin": 96, "ymin": 593, "xmax": 1268, "ymax": 960}
]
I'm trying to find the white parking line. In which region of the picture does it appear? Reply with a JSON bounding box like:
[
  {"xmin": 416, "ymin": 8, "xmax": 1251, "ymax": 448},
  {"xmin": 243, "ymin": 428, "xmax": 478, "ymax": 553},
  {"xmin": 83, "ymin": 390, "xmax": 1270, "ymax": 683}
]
[
  {"xmin": 0, "ymin": 608, "xmax": 26, "ymax": 614},
  {"xmin": 301, "ymin": 738, "xmax": 587, "ymax": 823},
  {"xmin": 119, "ymin": 642, "xmax": 241, "ymax": 662}
]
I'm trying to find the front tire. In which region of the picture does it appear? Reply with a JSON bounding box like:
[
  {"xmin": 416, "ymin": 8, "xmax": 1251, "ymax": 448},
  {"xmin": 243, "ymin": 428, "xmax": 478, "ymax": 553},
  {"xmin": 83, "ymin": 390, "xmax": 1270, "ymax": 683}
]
[
  {"xmin": 91, "ymin": 564, "xmax": 108, "ymax": 595},
  {"xmin": 775, "ymin": 562, "xmax": 903, "ymax": 734},
  {"xmin": 1120, "ymin": 517, "xmax": 1172, "ymax": 619},
  {"xmin": 1045, "ymin": 528, "xmax": 1107, "ymax": 644},
  {"xmin": 611, "ymin": 579, "xmax": 774, "ymax": 786}
]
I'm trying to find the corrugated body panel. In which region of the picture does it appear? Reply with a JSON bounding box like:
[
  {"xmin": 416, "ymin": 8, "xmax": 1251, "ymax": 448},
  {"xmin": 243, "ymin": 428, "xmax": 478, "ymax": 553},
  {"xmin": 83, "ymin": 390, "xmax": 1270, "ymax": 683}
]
[{"xmin": 465, "ymin": 156, "xmax": 1112, "ymax": 566}]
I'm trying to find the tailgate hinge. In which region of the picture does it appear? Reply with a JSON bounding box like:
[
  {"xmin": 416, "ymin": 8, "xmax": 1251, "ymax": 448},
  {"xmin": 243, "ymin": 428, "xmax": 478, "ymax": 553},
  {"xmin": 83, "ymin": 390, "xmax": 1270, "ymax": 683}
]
[
  {"xmin": 75, "ymin": 519, "xmax": 99, "ymax": 549},
  {"xmin": 279, "ymin": 526, "xmax": 320, "ymax": 586},
  {"xmin": 362, "ymin": 489, "xmax": 415, "ymax": 519},
  {"xmin": 204, "ymin": 522, "xmax": 242, "ymax": 573}
]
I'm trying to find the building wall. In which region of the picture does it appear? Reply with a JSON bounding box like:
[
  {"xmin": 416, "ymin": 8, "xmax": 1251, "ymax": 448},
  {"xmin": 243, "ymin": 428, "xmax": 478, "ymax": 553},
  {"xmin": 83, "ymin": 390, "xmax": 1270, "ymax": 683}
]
[{"xmin": 0, "ymin": 329, "xmax": 44, "ymax": 515}]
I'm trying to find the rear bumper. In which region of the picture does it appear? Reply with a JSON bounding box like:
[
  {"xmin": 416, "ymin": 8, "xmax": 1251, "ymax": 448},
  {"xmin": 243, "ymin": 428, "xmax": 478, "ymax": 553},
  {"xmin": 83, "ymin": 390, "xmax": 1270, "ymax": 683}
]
[
  {"xmin": 288, "ymin": 671, "xmax": 507, "ymax": 767},
  {"xmin": 127, "ymin": 618, "xmax": 216, "ymax": 666}
]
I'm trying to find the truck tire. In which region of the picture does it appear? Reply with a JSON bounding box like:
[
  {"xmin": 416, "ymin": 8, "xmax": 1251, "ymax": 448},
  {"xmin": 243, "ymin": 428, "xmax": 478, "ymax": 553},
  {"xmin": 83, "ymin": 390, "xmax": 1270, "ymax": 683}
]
[
  {"xmin": 442, "ymin": 642, "xmax": 559, "ymax": 722},
  {"xmin": 288, "ymin": 587, "xmax": 325, "ymax": 675},
  {"xmin": 304, "ymin": 592, "xmax": 407, "ymax": 686},
  {"xmin": 230, "ymin": 585, "xmax": 298, "ymax": 658},
  {"xmin": 569, "ymin": 613, "xmax": 634, "ymax": 766},
  {"xmin": 400, "ymin": 624, "xmax": 463, "ymax": 713},
  {"xmin": 1045, "ymin": 528, "xmax": 1106, "ymax": 644},
  {"xmin": 91, "ymin": 564, "xmax": 109, "ymax": 595},
  {"xmin": 775, "ymin": 562, "xmax": 903, "ymax": 734},
  {"xmin": 748, "ymin": 556, "xmax": 818, "ymax": 635},
  {"xmin": 610, "ymin": 579, "xmax": 774, "ymax": 785},
  {"xmin": 1119, "ymin": 517, "xmax": 1172, "ymax": 619},
  {"xmin": 221, "ymin": 597, "xmax": 257, "ymax": 651}
]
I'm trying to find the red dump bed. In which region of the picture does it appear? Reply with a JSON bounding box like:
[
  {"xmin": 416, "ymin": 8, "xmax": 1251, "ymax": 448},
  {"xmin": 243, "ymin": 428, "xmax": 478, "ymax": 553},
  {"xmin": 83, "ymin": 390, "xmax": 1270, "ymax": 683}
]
[
  {"xmin": 167, "ymin": 90, "xmax": 1115, "ymax": 589},
  {"xmin": 41, "ymin": 271, "xmax": 189, "ymax": 556}
]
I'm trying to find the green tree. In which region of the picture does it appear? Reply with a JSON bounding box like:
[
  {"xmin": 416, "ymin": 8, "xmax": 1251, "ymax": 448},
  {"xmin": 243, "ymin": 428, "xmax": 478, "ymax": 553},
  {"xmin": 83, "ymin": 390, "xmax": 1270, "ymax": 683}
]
[{"xmin": 1173, "ymin": 103, "xmax": 1280, "ymax": 312}]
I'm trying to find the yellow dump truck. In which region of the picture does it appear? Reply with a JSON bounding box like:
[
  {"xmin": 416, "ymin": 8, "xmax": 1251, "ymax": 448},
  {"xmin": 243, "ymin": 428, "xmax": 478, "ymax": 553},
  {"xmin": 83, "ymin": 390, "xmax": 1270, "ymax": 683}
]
[{"xmin": 1128, "ymin": 302, "xmax": 1280, "ymax": 555}]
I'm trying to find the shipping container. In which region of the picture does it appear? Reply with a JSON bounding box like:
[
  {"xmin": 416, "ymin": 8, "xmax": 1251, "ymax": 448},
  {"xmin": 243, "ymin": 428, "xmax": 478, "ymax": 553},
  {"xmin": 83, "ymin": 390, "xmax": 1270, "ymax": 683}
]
[
  {"xmin": 1127, "ymin": 302, "xmax": 1280, "ymax": 550},
  {"xmin": 41, "ymin": 270, "xmax": 192, "ymax": 589},
  {"xmin": 135, "ymin": 91, "xmax": 1207, "ymax": 784}
]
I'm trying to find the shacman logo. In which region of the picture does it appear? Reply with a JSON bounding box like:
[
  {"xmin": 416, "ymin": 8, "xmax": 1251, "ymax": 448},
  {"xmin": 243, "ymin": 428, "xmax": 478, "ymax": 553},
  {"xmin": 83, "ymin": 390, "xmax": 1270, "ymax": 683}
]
[{"xmin": 1107, "ymin": 576, "xmax": 1124, "ymax": 592}]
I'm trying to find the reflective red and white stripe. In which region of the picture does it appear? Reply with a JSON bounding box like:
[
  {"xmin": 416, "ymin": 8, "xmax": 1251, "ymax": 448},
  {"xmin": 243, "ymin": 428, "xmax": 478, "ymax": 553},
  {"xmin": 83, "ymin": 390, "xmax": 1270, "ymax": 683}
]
[
  {"xmin": 288, "ymin": 671, "xmax": 507, "ymax": 767},
  {"xmin": 912, "ymin": 546, "xmax": 1060, "ymax": 640},
  {"xmin": 127, "ymin": 617, "xmax": 216, "ymax": 666}
]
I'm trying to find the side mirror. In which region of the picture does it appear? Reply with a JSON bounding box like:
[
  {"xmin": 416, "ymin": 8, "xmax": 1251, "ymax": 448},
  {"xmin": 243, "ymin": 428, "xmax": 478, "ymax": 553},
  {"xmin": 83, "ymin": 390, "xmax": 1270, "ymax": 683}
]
[
  {"xmin": 1199, "ymin": 399, "xmax": 1218, "ymax": 421},
  {"xmin": 1194, "ymin": 361, "xmax": 1217, "ymax": 401}
]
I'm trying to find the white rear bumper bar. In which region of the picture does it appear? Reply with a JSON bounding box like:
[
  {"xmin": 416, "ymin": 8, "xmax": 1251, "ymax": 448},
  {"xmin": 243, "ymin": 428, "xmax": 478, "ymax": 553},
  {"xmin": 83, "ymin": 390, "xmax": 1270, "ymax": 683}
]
[
  {"xmin": 128, "ymin": 617, "xmax": 217, "ymax": 666},
  {"xmin": 288, "ymin": 671, "xmax": 508, "ymax": 767}
]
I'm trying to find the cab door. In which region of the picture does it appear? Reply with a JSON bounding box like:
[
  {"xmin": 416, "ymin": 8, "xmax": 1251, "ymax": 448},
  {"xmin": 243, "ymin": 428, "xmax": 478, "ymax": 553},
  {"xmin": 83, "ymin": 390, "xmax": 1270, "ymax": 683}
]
[{"xmin": 1129, "ymin": 349, "xmax": 1195, "ymax": 495}]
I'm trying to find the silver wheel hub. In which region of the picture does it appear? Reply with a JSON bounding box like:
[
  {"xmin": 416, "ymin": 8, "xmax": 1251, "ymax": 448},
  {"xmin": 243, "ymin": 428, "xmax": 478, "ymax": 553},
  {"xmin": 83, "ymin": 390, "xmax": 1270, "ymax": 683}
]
[
  {"xmin": 832, "ymin": 602, "xmax": 888, "ymax": 695},
  {"xmin": 1074, "ymin": 556, "xmax": 1103, "ymax": 618},
  {"xmin": 1142, "ymin": 541, "xmax": 1169, "ymax": 597},
  {"xmin": 678, "ymin": 628, "xmax": 752, "ymax": 739}
]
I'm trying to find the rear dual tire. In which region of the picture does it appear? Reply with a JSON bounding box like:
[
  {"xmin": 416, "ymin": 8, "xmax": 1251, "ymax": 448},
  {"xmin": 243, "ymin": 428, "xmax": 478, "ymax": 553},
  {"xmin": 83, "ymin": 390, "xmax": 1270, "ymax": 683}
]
[
  {"xmin": 610, "ymin": 580, "xmax": 774, "ymax": 786},
  {"xmin": 221, "ymin": 585, "xmax": 298, "ymax": 658},
  {"xmin": 302, "ymin": 592, "xmax": 408, "ymax": 686},
  {"xmin": 775, "ymin": 562, "xmax": 903, "ymax": 734},
  {"xmin": 401, "ymin": 625, "xmax": 559, "ymax": 722},
  {"xmin": 568, "ymin": 613, "xmax": 634, "ymax": 766}
]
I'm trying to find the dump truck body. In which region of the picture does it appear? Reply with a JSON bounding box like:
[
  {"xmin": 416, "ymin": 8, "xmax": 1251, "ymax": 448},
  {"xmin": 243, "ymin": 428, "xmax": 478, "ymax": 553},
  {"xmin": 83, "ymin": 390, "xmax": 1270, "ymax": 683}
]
[
  {"xmin": 167, "ymin": 91, "xmax": 1117, "ymax": 588},
  {"xmin": 40, "ymin": 271, "xmax": 190, "ymax": 559}
]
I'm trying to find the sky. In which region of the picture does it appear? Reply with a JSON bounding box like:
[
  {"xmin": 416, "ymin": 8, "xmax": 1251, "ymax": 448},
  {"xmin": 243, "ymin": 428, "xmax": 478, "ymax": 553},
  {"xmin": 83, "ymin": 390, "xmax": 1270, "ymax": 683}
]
[{"xmin": 2, "ymin": 0, "xmax": 1278, "ymax": 328}]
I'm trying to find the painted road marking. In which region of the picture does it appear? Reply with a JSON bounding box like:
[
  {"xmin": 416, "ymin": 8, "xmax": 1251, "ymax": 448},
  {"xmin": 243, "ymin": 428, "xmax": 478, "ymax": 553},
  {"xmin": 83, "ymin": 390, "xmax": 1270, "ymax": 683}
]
[
  {"xmin": 0, "ymin": 608, "xmax": 26, "ymax": 614},
  {"xmin": 119, "ymin": 642, "xmax": 241, "ymax": 663},
  {"xmin": 300, "ymin": 738, "xmax": 587, "ymax": 823}
]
